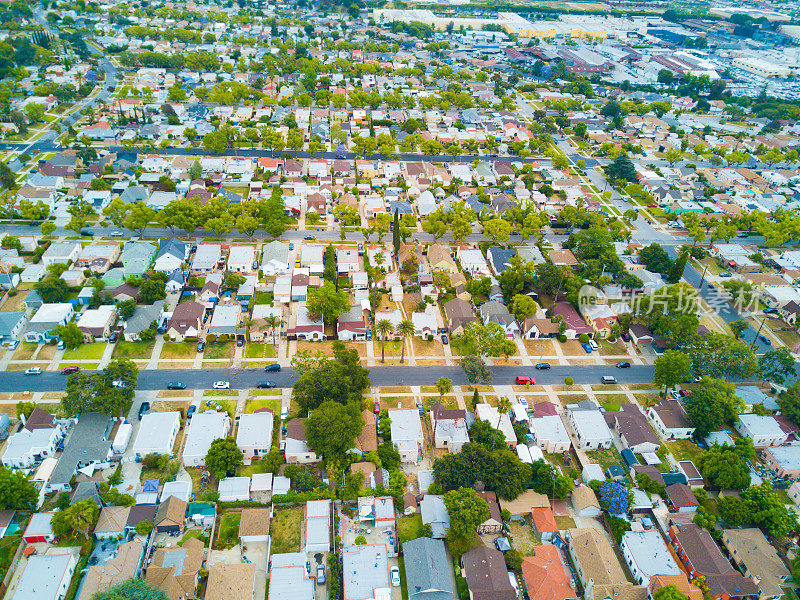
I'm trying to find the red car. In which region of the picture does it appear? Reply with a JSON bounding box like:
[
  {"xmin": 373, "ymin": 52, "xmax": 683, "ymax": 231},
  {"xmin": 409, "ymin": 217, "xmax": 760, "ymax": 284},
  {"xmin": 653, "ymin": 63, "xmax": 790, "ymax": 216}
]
[
  {"xmin": 515, "ymin": 376, "xmax": 536, "ymax": 385},
  {"xmin": 60, "ymin": 366, "xmax": 80, "ymax": 374},
  {"xmin": 678, "ymin": 389, "xmax": 690, "ymax": 397}
]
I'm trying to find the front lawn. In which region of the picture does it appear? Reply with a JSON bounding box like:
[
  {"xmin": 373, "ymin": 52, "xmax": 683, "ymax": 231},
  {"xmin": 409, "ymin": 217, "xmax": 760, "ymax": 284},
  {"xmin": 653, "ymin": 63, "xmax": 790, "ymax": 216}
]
[
  {"xmin": 160, "ymin": 342, "xmax": 197, "ymax": 359},
  {"xmin": 63, "ymin": 344, "xmax": 106, "ymax": 360},
  {"xmin": 245, "ymin": 397, "xmax": 280, "ymax": 414},
  {"xmin": 271, "ymin": 507, "xmax": 302, "ymax": 553},
  {"xmin": 246, "ymin": 344, "xmax": 276, "ymax": 359},
  {"xmin": 253, "ymin": 291, "xmax": 274, "ymax": 305},
  {"xmin": 113, "ymin": 340, "xmax": 155, "ymax": 359},
  {"xmin": 204, "ymin": 342, "xmax": 234, "ymax": 359}
]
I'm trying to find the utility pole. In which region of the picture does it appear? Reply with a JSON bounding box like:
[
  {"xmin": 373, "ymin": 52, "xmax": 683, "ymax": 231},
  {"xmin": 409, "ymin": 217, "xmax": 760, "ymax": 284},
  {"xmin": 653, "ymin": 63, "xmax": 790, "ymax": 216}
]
[
  {"xmin": 750, "ymin": 318, "xmax": 766, "ymax": 350},
  {"xmin": 698, "ymin": 264, "xmax": 709, "ymax": 290}
]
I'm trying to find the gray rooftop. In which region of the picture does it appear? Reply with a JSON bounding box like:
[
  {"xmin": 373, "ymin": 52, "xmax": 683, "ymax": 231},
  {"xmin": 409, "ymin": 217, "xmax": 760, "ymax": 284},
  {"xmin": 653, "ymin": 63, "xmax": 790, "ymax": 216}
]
[
  {"xmin": 402, "ymin": 537, "xmax": 456, "ymax": 600},
  {"xmin": 268, "ymin": 553, "xmax": 315, "ymax": 600},
  {"xmin": 50, "ymin": 413, "xmax": 113, "ymax": 490},
  {"xmin": 621, "ymin": 530, "xmax": 682, "ymax": 578},
  {"xmin": 342, "ymin": 544, "xmax": 390, "ymax": 600},
  {"xmin": 12, "ymin": 553, "xmax": 74, "ymax": 600},
  {"xmin": 767, "ymin": 445, "xmax": 800, "ymax": 471}
]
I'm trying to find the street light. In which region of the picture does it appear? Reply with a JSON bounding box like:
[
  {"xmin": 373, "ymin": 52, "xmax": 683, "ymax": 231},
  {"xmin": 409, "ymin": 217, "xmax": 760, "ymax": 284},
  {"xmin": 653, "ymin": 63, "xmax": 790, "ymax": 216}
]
[{"xmin": 698, "ymin": 264, "xmax": 709, "ymax": 290}]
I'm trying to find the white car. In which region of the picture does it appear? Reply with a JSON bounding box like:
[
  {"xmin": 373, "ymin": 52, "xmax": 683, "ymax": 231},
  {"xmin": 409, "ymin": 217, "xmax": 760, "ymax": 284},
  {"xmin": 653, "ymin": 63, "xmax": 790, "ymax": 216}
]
[
  {"xmin": 7, "ymin": 340, "xmax": 18, "ymax": 350},
  {"xmin": 24, "ymin": 367, "xmax": 42, "ymax": 375},
  {"xmin": 517, "ymin": 397, "xmax": 528, "ymax": 407},
  {"xmin": 390, "ymin": 566, "xmax": 400, "ymax": 587},
  {"xmin": 213, "ymin": 381, "xmax": 230, "ymax": 389},
  {"xmin": 110, "ymin": 231, "xmax": 124, "ymax": 237},
  {"xmin": 589, "ymin": 340, "xmax": 599, "ymax": 351}
]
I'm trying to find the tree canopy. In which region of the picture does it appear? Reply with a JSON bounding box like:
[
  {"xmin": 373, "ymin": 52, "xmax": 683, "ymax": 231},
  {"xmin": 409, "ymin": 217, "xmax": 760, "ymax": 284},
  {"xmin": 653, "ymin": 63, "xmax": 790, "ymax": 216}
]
[
  {"xmin": 292, "ymin": 342, "xmax": 370, "ymax": 413},
  {"xmin": 684, "ymin": 376, "xmax": 743, "ymax": 437},
  {"xmin": 306, "ymin": 401, "xmax": 364, "ymax": 459},
  {"xmin": 442, "ymin": 488, "xmax": 490, "ymax": 537},
  {"xmin": 91, "ymin": 579, "xmax": 170, "ymax": 600},
  {"xmin": 204, "ymin": 437, "xmax": 243, "ymax": 479},
  {"xmin": 62, "ymin": 359, "xmax": 138, "ymax": 417},
  {"xmin": 0, "ymin": 466, "xmax": 38, "ymax": 509}
]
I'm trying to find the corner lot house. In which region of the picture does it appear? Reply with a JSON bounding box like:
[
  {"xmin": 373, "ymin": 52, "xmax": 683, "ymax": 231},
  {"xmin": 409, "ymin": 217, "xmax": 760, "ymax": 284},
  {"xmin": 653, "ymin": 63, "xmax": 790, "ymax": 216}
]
[
  {"xmin": 236, "ymin": 412, "xmax": 273, "ymax": 462},
  {"xmin": 10, "ymin": 553, "xmax": 76, "ymax": 600},
  {"xmin": 132, "ymin": 411, "xmax": 181, "ymax": 458},
  {"xmin": 182, "ymin": 411, "xmax": 231, "ymax": 467},
  {"xmin": 388, "ymin": 409, "xmax": 423, "ymax": 463}
]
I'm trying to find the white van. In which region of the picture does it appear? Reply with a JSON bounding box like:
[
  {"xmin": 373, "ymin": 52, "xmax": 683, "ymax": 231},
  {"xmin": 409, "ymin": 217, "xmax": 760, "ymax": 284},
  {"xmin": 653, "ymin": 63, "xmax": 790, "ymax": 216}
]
[{"xmin": 601, "ymin": 376, "xmax": 617, "ymax": 385}]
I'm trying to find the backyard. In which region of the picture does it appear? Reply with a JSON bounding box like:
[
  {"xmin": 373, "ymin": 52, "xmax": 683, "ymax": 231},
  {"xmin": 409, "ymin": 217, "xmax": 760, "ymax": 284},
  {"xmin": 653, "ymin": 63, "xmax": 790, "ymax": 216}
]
[
  {"xmin": 216, "ymin": 512, "xmax": 241, "ymax": 549},
  {"xmin": 271, "ymin": 507, "xmax": 302, "ymax": 553}
]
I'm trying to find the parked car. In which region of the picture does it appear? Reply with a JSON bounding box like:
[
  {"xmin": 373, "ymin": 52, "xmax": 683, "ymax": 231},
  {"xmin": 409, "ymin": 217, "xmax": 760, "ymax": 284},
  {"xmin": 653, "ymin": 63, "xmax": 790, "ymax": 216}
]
[
  {"xmin": 670, "ymin": 390, "xmax": 681, "ymax": 400},
  {"xmin": 7, "ymin": 340, "xmax": 18, "ymax": 350},
  {"xmin": 187, "ymin": 405, "xmax": 196, "ymax": 419},
  {"xmin": 197, "ymin": 341, "xmax": 205, "ymax": 353},
  {"xmin": 441, "ymin": 334, "xmax": 449, "ymax": 345},
  {"xmin": 79, "ymin": 229, "xmax": 94, "ymax": 236},
  {"xmin": 515, "ymin": 376, "xmax": 535, "ymax": 385},
  {"xmin": 288, "ymin": 243, "xmax": 294, "ymax": 251},
  {"xmin": 213, "ymin": 381, "xmax": 230, "ymax": 389},
  {"xmin": 615, "ymin": 361, "xmax": 631, "ymax": 368},
  {"xmin": 518, "ymin": 397, "xmax": 528, "ymax": 407},
  {"xmin": 581, "ymin": 342, "xmax": 593, "ymax": 353},
  {"xmin": 110, "ymin": 231, "xmax": 124, "ymax": 237},
  {"xmin": 601, "ymin": 375, "xmax": 617, "ymax": 384},
  {"xmin": 236, "ymin": 337, "xmax": 243, "ymax": 347},
  {"xmin": 60, "ymin": 366, "xmax": 79, "ymax": 374},
  {"xmin": 534, "ymin": 363, "xmax": 550, "ymax": 370},
  {"xmin": 763, "ymin": 307, "xmax": 778, "ymax": 314},
  {"xmin": 303, "ymin": 234, "xmax": 315, "ymax": 240},
  {"xmin": 678, "ymin": 389, "xmax": 690, "ymax": 397},
  {"xmin": 620, "ymin": 332, "xmax": 631, "ymax": 342},
  {"xmin": 316, "ymin": 565, "xmax": 326, "ymax": 585},
  {"xmin": 24, "ymin": 367, "xmax": 42, "ymax": 375},
  {"xmin": 167, "ymin": 382, "xmax": 186, "ymax": 390},
  {"xmin": 108, "ymin": 332, "xmax": 118, "ymax": 343},
  {"xmin": 280, "ymin": 406, "xmax": 289, "ymax": 420},
  {"xmin": 138, "ymin": 401, "xmax": 150, "ymax": 419},
  {"xmin": 589, "ymin": 340, "xmax": 599, "ymax": 351},
  {"xmin": 759, "ymin": 335, "xmax": 772, "ymax": 345},
  {"xmin": 390, "ymin": 567, "xmax": 400, "ymax": 587},
  {"xmin": 265, "ymin": 363, "xmax": 281, "ymax": 372},
  {"xmin": 416, "ymin": 401, "xmax": 424, "ymax": 415},
  {"xmin": 57, "ymin": 340, "xmax": 65, "ymax": 350},
  {"xmin": 718, "ymin": 271, "xmax": 732, "ymax": 278},
  {"xmin": 256, "ymin": 381, "xmax": 276, "ymax": 389}
]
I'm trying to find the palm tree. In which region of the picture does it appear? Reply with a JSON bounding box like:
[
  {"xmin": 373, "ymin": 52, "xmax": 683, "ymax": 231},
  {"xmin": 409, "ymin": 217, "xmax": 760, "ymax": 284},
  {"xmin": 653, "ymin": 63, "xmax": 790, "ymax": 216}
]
[
  {"xmin": 492, "ymin": 396, "xmax": 512, "ymax": 450},
  {"xmin": 264, "ymin": 314, "xmax": 283, "ymax": 348},
  {"xmin": 375, "ymin": 319, "xmax": 393, "ymax": 363},
  {"xmin": 396, "ymin": 319, "xmax": 415, "ymax": 364}
]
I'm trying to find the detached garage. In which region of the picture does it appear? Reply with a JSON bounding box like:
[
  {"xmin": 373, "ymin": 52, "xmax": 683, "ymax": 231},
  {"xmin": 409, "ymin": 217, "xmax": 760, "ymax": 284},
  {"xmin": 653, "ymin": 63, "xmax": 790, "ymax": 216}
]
[{"xmin": 23, "ymin": 512, "xmax": 55, "ymax": 543}]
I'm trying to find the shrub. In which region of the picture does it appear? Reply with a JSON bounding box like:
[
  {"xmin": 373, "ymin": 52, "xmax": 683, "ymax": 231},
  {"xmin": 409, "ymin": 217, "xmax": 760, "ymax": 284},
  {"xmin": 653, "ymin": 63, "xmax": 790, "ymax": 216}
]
[
  {"xmin": 558, "ymin": 333, "xmax": 567, "ymax": 343},
  {"xmin": 578, "ymin": 333, "xmax": 590, "ymax": 343},
  {"xmin": 564, "ymin": 376, "xmax": 573, "ymax": 386}
]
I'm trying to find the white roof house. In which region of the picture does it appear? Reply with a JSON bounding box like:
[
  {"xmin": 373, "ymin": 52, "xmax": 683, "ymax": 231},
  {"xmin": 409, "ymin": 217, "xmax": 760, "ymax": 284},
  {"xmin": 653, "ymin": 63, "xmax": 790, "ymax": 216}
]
[
  {"xmin": 236, "ymin": 412, "xmax": 273, "ymax": 462},
  {"xmin": 457, "ymin": 247, "xmax": 490, "ymax": 276},
  {"xmin": 412, "ymin": 306, "xmax": 439, "ymax": 337},
  {"xmin": 567, "ymin": 404, "xmax": 613, "ymax": 450},
  {"xmin": 304, "ymin": 500, "xmax": 331, "ymax": 553},
  {"xmin": 191, "ymin": 244, "xmax": 221, "ymax": 272},
  {"xmin": 301, "ymin": 244, "xmax": 324, "ymax": 274},
  {"xmin": 10, "ymin": 553, "xmax": 76, "ymax": 600},
  {"xmin": 388, "ymin": 409, "xmax": 424, "ymax": 463},
  {"xmin": 262, "ymin": 241, "xmax": 290, "ymax": 276},
  {"xmin": 2, "ymin": 427, "xmax": 61, "ymax": 469},
  {"xmin": 475, "ymin": 404, "xmax": 517, "ymax": 448},
  {"xmin": 41, "ymin": 242, "xmax": 81, "ymax": 266},
  {"xmin": 529, "ymin": 414, "xmax": 571, "ymax": 454},
  {"xmin": 269, "ymin": 553, "xmax": 315, "ymax": 600},
  {"xmin": 161, "ymin": 480, "xmax": 192, "ymax": 503},
  {"xmin": 620, "ymin": 530, "xmax": 683, "ymax": 586},
  {"xmin": 227, "ymin": 245, "xmax": 256, "ymax": 272},
  {"xmin": 182, "ymin": 411, "xmax": 231, "ymax": 467},
  {"xmin": 734, "ymin": 414, "xmax": 788, "ymax": 448},
  {"xmin": 218, "ymin": 476, "xmax": 250, "ymax": 502},
  {"xmin": 132, "ymin": 411, "xmax": 181, "ymax": 458}
]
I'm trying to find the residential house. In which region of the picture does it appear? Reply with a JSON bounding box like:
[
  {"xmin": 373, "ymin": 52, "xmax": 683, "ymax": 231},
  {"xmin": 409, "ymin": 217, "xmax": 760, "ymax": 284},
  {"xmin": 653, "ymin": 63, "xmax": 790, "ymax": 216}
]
[
  {"xmin": 548, "ymin": 249, "xmax": 579, "ymax": 267},
  {"xmin": 337, "ymin": 306, "xmax": 368, "ymax": 341},
  {"xmin": 476, "ymin": 491, "xmax": 503, "ymax": 534},
  {"xmin": 609, "ymin": 404, "xmax": 660, "ymax": 454},
  {"xmin": 182, "ymin": 411, "xmax": 231, "ymax": 467},
  {"xmin": 205, "ymin": 564, "xmax": 255, "ymax": 600},
  {"xmin": 521, "ymin": 545, "xmax": 578, "ymax": 600},
  {"xmin": 553, "ymin": 302, "xmax": 593, "ymax": 339},
  {"xmin": 239, "ymin": 508, "xmax": 270, "ymax": 543},
  {"xmin": 2, "ymin": 425, "xmax": 61, "ymax": 469},
  {"xmin": 388, "ymin": 409, "xmax": 424, "ymax": 463},
  {"xmin": 668, "ymin": 523, "xmax": 759, "ymax": 600},
  {"xmin": 218, "ymin": 477, "xmax": 250, "ymax": 502},
  {"xmin": 288, "ymin": 304, "xmax": 325, "ymax": 341},
  {"xmin": 155, "ymin": 496, "xmax": 187, "ymax": 533},
  {"xmin": 120, "ymin": 241, "xmax": 156, "ymax": 278},
  {"xmin": 304, "ymin": 500, "xmax": 331, "ymax": 553},
  {"xmin": 262, "ymin": 241, "xmax": 290, "ymax": 276},
  {"xmin": 479, "ymin": 301, "xmax": 520, "ymax": 337},
  {"xmin": 412, "ymin": 306, "xmax": 439, "ymax": 338},
  {"xmin": 41, "ymin": 242, "xmax": 81, "ymax": 266},
  {"xmin": 460, "ymin": 546, "xmax": 517, "ymax": 600},
  {"xmin": 621, "ymin": 530, "xmax": 683, "ymax": 587},
  {"xmin": 666, "ymin": 483, "xmax": 700, "ymax": 513},
  {"xmin": 427, "ymin": 244, "xmax": 457, "ymax": 273},
  {"xmin": 419, "ymin": 495, "xmax": 450, "ymax": 539},
  {"xmin": 208, "ymin": 304, "xmax": 241, "ymax": 338},
  {"xmin": 167, "ymin": 301, "xmax": 204, "ymax": 341},
  {"xmin": 568, "ymin": 402, "xmax": 613, "ymax": 450},
  {"xmin": 647, "ymin": 400, "xmax": 695, "ymax": 440},
  {"xmin": 430, "ymin": 402, "xmax": 469, "ymax": 453},
  {"xmin": 10, "ymin": 554, "xmax": 76, "ymax": 600},
  {"xmin": 236, "ymin": 412, "xmax": 273, "ymax": 463},
  {"xmin": 24, "ymin": 303, "xmax": 74, "ymax": 343},
  {"xmin": 268, "ymin": 553, "xmax": 315, "ymax": 600},
  {"xmin": 132, "ymin": 411, "xmax": 180, "ymax": 458},
  {"xmin": 500, "ymin": 490, "xmax": 550, "ymax": 521},
  {"xmin": 529, "ymin": 402, "xmax": 571, "ymax": 453},
  {"xmin": 191, "ymin": 244, "xmax": 222, "ymax": 273},
  {"xmin": 95, "ymin": 506, "xmax": 131, "ymax": 540},
  {"xmin": 721, "ymin": 528, "xmax": 790, "ymax": 600},
  {"xmin": 76, "ymin": 540, "xmax": 145, "ymax": 600},
  {"xmin": 457, "ymin": 247, "xmax": 490, "ymax": 276},
  {"xmin": 123, "ymin": 301, "xmax": 165, "ymax": 342},
  {"xmin": 153, "ymin": 238, "xmax": 188, "ymax": 273},
  {"xmin": 402, "ymin": 538, "xmax": 456, "ymax": 600},
  {"xmin": 475, "ymin": 403, "xmax": 516, "ymax": 448},
  {"xmin": 488, "ymin": 247, "xmax": 518, "ymax": 275},
  {"xmin": 284, "ymin": 419, "xmax": 318, "ymax": 464},
  {"xmin": 571, "ymin": 485, "xmax": 601, "ymax": 517},
  {"xmin": 0, "ymin": 311, "xmax": 27, "ymax": 344},
  {"xmin": 76, "ymin": 304, "xmax": 117, "ymax": 341},
  {"xmin": 227, "ymin": 246, "xmax": 256, "ymax": 272},
  {"xmin": 75, "ymin": 244, "xmax": 121, "ymax": 273},
  {"xmin": 763, "ymin": 446, "xmax": 800, "ymax": 478},
  {"xmin": 734, "ymin": 414, "xmax": 788, "ymax": 448},
  {"xmin": 22, "ymin": 511, "xmax": 56, "ymax": 543},
  {"xmin": 443, "ymin": 298, "xmax": 476, "ymax": 334},
  {"xmin": 341, "ymin": 544, "xmax": 391, "ymax": 600},
  {"xmin": 145, "ymin": 537, "xmax": 204, "ymax": 600},
  {"xmin": 567, "ymin": 528, "xmax": 647, "ymax": 600}
]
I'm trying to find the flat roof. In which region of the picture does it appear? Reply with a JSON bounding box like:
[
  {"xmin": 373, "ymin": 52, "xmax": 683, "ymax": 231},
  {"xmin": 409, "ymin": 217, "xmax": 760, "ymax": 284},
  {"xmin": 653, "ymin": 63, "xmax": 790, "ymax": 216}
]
[
  {"xmin": 268, "ymin": 553, "xmax": 314, "ymax": 600},
  {"xmin": 621, "ymin": 530, "xmax": 682, "ymax": 578},
  {"xmin": 133, "ymin": 411, "xmax": 180, "ymax": 454},
  {"xmin": 184, "ymin": 411, "xmax": 228, "ymax": 458},
  {"xmin": 342, "ymin": 544, "xmax": 390, "ymax": 600},
  {"xmin": 12, "ymin": 554, "xmax": 73, "ymax": 600},
  {"xmin": 236, "ymin": 412, "xmax": 273, "ymax": 448}
]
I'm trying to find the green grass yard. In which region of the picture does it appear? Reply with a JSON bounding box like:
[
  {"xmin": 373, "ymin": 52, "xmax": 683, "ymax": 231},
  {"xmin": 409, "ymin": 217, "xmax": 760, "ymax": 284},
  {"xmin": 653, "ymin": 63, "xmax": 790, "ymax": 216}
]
[{"xmin": 271, "ymin": 507, "xmax": 302, "ymax": 553}]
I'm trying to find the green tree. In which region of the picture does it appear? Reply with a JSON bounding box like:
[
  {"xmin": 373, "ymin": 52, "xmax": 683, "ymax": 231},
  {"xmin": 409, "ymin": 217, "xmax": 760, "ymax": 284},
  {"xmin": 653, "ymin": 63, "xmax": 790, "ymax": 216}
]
[
  {"xmin": 483, "ymin": 218, "xmax": 512, "ymax": 244},
  {"xmin": 135, "ymin": 520, "xmax": 153, "ymax": 535},
  {"xmin": 436, "ymin": 377, "xmax": 452, "ymax": 399},
  {"xmin": 684, "ymin": 376, "xmax": 742, "ymax": 437},
  {"xmin": 189, "ymin": 160, "xmax": 202, "ymax": 180},
  {"xmin": 118, "ymin": 299, "xmax": 136, "ymax": 321},
  {"xmin": 307, "ymin": 401, "xmax": 364, "ymax": 459},
  {"xmin": 124, "ymin": 202, "xmax": 156, "ymax": 236},
  {"xmin": 292, "ymin": 342, "xmax": 370, "ymax": 412},
  {"xmin": 455, "ymin": 322, "xmax": 516, "ymax": 358},
  {"xmin": 688, "ymin": 333, "xmax": 758, "ymax": 380},
  {"xmin": 36, "ymin": 276, "xmax": 69, "ymax": 303},
  {"xmin": 469, "ymin": 418, "xmax": 504, "ymax": 450},
  {"xmin": 605, "ymin": 154, "xmax": 637, "ymax": 183},
  {"xmin": 442, "ymin": 488, "xmax": 490, "ymax": 537},
  {"xmin": 697, "ymin": 442, "xmax": 751, "ymax": 489},
  {"xmin": 62, "ymin": 359, "xmax": 138, "ymax": 417},
  {"xmin": 460, "ymin": 355, "xmax": 492, "ymax": 384},
  {"xmin": 778, "ymin": 382, "xmax": 800, "ymax": 423},
  {"xmin": 50, "ymin": 498, "xmax": 99, "ymax": 537},
  {"xmin": 396, "ymin": 319, "xmax": 415, "ymax": 364},
  {"xmin": 529, "ymin": 459, "xmax": 572, "ymax": 498},
  {"xmin": 759, "ymin": 347, "xmax": 797, "ymax": 385},
  {"xmin": 204, "ymin": 437, "xmax": 243, "ymax": 479},
  {"xmin": 0, "ymin": 162, "xmax": 16, "ymax": 189},
  {"xmin": 375, "ymin": 319, "xmax": 393, "ymax": 364},
  {"xmin": 666, "ymin": 251, "xmax": 689, "ymax": 284},
  {"xmin": 55, "ymin": 321, "xmax": 84, "ymax": 349},
  {"xmin": 653, "ymin": 350, "xmax": 691, "ymax": 400},
  {"xmin": 730, "ymin": 319, "xmax": 748, "ymax": 340},
  {"xmin": 716, "ymin": 496, "xmax": 750, "ymax": 528},
  {"xmin": 40, "ymin": 221, "xmax": 56, "ymax": 236},
  {"xmin": 306, "ymin": 281, "xmax": 350, "ymax": 325},
  {"xmin": 91, "ymin": 579, "xmax": 169, "ymax": 600},
  {"xmin": 0, "ymin": 466, "xmax": 38, "ymax": 509},
  {"xmin": 653, "ymin": 585, "xmax": 688, "ymax": 600},
  {"xmin": 639, "ymin": 243, "xmax": 672, "ymax": 274},
  {"xmin": 511, "ymin": 294, "xmax": 537, "ymax": 321}
]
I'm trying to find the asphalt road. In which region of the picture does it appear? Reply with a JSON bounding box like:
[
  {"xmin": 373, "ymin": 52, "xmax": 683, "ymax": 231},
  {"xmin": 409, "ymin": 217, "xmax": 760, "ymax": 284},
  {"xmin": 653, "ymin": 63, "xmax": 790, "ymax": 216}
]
[{"xmin": 2, "ymin": 364, "xmax": 654, "ymax": 392}]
